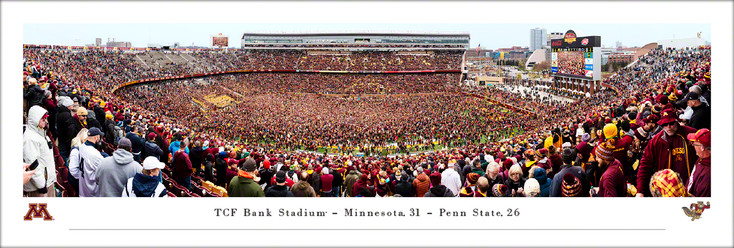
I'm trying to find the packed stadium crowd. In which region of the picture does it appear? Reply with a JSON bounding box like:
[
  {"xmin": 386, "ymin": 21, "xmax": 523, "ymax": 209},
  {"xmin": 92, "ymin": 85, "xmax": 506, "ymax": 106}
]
[
  {"xmin": 23, "ymin": 45, "xmax": 711, "ymax": 198},
  {"xmin": 556, "ymin": 50, "xmax": 586, "ymax": 76}
]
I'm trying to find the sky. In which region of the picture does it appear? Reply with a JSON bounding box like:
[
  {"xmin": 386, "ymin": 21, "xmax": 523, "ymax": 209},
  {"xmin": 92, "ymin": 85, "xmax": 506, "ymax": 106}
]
[{"xmin": 24, "ymin": 23, "xmax": 710, "ymax": 50}]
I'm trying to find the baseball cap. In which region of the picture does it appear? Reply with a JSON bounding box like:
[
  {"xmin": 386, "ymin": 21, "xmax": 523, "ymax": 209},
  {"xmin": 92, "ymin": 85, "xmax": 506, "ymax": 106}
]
[
  {"xmin": 118, "ymin": 137, "xmax": 132, "ymax": 149},
  {"xmin": 687, "ymin": 128, "xmax": 711, "ymax": 147},
  {"xmin": 88, "ymin": 127, "xmax": 104, "ymax": 137},
  {"xmin": 685, "ymin": 91, "xmax": 700, "ymax": 101},
  {"xmin": 142, "ymin": 156, "xmax": 165, "ymax": 170}
]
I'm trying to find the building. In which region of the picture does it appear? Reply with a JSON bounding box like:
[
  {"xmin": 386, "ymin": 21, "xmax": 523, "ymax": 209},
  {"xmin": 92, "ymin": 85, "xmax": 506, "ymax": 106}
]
[
  {"xmin": 615, "ymin": 41, "xmax": 623, "ymax": 48},
  {"xmin": 608, "ymin": 54, "xmax": 635, "ymax": 64},
  {"xmin": 104, "ymin": 38, "xmax": 131, "ymax": 48},
  {"xmin": 95, "ymin": 38, "xmax": 102, "ymax": 47},
  {"xmin": 241, "ymin": 32, "xmax": 470, "ymax": 51},
  {"xmin": 466, "ymin": 48, "xmax": 494, "ymax": 59},
  {"xmin": 529, "ymin": 28, "xmax": 547, "ymax": 52},
  {"xmin": 525, "ymin": 48, "xmax": 547, "ymax": 70},
  {"xmin": 546, "ymin": 32, "xmax": 563, "ymax": 47}
]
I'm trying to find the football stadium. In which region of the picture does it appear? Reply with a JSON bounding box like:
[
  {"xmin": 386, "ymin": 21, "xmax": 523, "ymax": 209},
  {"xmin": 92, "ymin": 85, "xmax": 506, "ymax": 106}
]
[{"xmin": 23, "ymin": 32, "xmax": 711, "ymax": 198}]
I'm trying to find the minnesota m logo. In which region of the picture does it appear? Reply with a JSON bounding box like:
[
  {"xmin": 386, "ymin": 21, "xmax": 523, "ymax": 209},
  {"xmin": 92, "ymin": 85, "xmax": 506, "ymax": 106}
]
[{"xmin": 24, "ymin": 203, "xmax": 53, "ymax": 221}]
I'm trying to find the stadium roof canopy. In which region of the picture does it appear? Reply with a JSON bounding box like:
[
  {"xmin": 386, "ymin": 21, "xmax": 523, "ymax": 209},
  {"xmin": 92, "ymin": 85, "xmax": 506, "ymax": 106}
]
[
  {"xmin": 241, "ymin": 32, "xmax": 470, "ymax": 39},
  {"xmin": 241, "ymin": 32, "xmax": 470, "ymax": 50}
]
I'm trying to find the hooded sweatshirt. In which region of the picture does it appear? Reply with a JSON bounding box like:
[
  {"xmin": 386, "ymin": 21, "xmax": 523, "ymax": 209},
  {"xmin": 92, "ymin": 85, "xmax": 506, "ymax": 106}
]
[
  {"xmin": 23, "ymin": 106, "xmax": 57, "ymax": 192},
  {"xmin": 95, "ymin": 149, "xmax": 143, "ymax": 197},
  {"xmin": 532, "ymin": 168, "xmax": 552, "ymax": 197},
  {"xmin": 424, "ymin": 185, "xmax": 454, "ymax": 197},
  {"xmin": 352, "ymin": 174, "xmax": 373, "ymax": 197},
  {"xmin": 122, "ymin": 173, "xmax": 167, "ymax": 197}
]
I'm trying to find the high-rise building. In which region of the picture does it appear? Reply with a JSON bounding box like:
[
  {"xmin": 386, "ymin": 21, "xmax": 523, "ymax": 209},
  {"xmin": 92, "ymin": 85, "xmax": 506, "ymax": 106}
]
[{"xmin": 530, "ymin": 28, "xmax": 547, "ymax": 52}]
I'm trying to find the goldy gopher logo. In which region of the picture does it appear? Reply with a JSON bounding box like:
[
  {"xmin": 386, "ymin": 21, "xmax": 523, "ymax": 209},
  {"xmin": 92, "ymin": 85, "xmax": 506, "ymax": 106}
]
[
  {"xmin": 24, "ymin": 203, "xmax": 53, "ymax": 221},
  {"xmin": 682, "ymin": 201, "xmax": 710, "ymax": 221}
]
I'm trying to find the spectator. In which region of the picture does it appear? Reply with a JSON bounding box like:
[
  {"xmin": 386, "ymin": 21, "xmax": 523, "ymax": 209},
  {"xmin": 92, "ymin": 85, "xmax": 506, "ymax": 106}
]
[
  {"xmin": 424, "ymin": 172, "xmax": 453, "ymax": 197},
  {"xmin": 24, "ymin": 78, "xmax": 45, "ymax": 111},
  {"xmin": 78, "ymin": 127, "xmax": 106, "ymax": 197},
  {"xmin": 636, "ymin": 109, "xmax": 697, "ymax": 197},
  {"xmin": 95, "ymin": 137, "xmax": 143, "ymax": 197},
  {"xmin": 550, "ymin": 148, "xmax": 590, "ymax": 197},
  {"xmin": 171, "ymin": 140, "xmax": 193, "ymax": 190},
  {"xmin": 291, "ymin": 171, "xmax": 316, "ymax": 197},
  {"xmin": 686, "ymin": 129, "xmax": 711, "ymax": 197},
  {"xmin": 141, "ymin": 132, "xmax": 164, "ymax": 161},
  {"xmin": 491, "ymin": 184, "xmax": 511, "ymax": 197},
  {"xmin": 228, "ymin": 158, "xmax": 264, "ymax": 197},
  {"xmin": 125, "ymin": 125, "xmax": 145, "ymax": 163},
  {"xmin": 485, "ymin": 161, "xmax": 504, "ymax": 189},
  {"xmin": 55, "ymin": 97, "xmax": 75, "ymax": 160},
  {"xmin": 394, "ymin": 170, "xmax": 414, "ymax": 197},
  {"xmin": 23, "ymin": 163, "xmax": 37, "ymax": 185},
  {"xmin": 202, "ymin": 153, "xmax": 215, "ymax": 183},
  {"xmin": 23, "ymin": 106, "xmax": 57, "ymax": 197},
  {"xmin": 532, "ymin": 168, "xmax": 552, "ymax": 197},
  {"xmin": 265, "ymin": 171, "xmax": 294, "ymax": 197},
  {"xmin": 68, "ymin": 128, "xmax": 88, "ymax": 195},
  {"xmin": 122, "ymin": 156, "xmax": 168, "ymax": 197},
  {"xmin": 189, "ymin": 140, "xmax": 204, "ymax": 175},
  {"xmin": 352, "ymin": 173, "xmax": 374, "ymax": 197},
  {"xmin": 595, "ymin": 142, "xmax": 626, "ymax": 197},
  {"xmin": 685, "ymin": 92, "xmax": 710, "ymax": 129},
  {"xmin": 649, "ymin": 169, "xmax": 689, "ymax": 197},
  {"xmin": 67, "ymin": 107, "xmax": 88, "ymax": 149},
  {"xmin": 412, "ymin": 167, "xmax": 430, "ymax": 197},
  {"xmin": 458, "ymin": 173, "xmax": 480, "ymax": 197},
  {"xmin": 320, "ymin": 167, "xmax": 333, "ymax": 197},
  {"xmin": 475, "ymin": 177, "xmax": 490, "ymax": 197},
  {"xmin": 505, "ymin": 164, "xmax": 526, "ymax": 196},
  {"xmin": 441, "ymin": 160, "xmax": 462, "ymax": 196},
  {"xmin": 560, "ymin": 173, "xmax": 584, "ymax": 197},
  {"xmin": 523, "ymin": 178, "xmax": 540, "ymax": 197},
  {"xmin": 258, "ymin": 160, "xmax": 274, "ymax": 190}
]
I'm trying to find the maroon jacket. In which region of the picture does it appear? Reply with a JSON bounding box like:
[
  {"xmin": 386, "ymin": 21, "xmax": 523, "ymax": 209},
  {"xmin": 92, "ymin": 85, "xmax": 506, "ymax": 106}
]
[
  {"xmin": 598, "ymin": 159, "xmax": 626, "ymax": 197},
  {"xmin": 686, "ymin": 157, "xmax": 710, "ymax": 197},
  {"xmin": 171, "ymin": 150, "xmax": 193, "ymax": 180},
  {"xmin": 320, "ymin": 173, "xmax": 334, "ymax": 192},
  {"xmin": 636, "ymin": 126, "xmax": 697, "ymax": 196}
]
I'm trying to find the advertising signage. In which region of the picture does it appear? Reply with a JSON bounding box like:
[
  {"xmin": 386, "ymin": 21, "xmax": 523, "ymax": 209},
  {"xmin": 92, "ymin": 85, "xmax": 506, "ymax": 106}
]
[{"xmin": 551, "ymin": 30, "xmax": 601, "ymax": 48}]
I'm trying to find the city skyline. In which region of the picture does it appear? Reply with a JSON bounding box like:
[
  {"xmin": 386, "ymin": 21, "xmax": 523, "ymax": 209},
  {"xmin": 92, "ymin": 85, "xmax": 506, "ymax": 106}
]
[{"xmin": 24, "ymin": 23, "xmax": 710, "ymax": 50}]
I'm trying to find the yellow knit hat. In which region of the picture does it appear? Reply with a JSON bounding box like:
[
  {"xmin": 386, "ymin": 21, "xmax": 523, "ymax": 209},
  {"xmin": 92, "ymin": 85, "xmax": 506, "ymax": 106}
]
[{"xmin": 603, "ymin": 123, "xmax": 618, "ymax": 139}]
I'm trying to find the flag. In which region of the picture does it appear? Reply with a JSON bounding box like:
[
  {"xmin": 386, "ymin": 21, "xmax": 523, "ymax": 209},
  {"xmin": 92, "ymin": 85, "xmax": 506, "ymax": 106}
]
[{"xmin": 476, "ymin": 44, "xmax": 481, "ymax": 55}]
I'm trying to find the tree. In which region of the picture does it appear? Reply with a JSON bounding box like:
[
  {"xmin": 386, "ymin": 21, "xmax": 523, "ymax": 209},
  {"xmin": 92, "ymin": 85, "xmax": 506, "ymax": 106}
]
[{"xmin": 533, "ymin": 61, "xmax": 550, "ymax": 71}]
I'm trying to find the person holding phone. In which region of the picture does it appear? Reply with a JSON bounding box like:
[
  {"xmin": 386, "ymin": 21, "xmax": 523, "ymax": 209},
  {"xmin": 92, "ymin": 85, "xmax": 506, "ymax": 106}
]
[
  {"xmin": 23, "ymin": 105, "xmax": 57, "ymax": 197},
  {"xmin": 23, "ymin": 163, "xmax": 37, "ymax": 185}
]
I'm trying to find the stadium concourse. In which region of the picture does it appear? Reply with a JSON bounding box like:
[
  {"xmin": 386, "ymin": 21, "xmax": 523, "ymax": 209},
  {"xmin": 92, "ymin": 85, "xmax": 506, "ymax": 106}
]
[{"xmin": 22, "ymin": 44, "xmax": 711, "ymax": 198}]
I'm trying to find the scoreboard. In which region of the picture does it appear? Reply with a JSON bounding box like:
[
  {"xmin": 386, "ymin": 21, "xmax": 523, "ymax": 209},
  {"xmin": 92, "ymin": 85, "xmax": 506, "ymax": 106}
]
[{"xmin": 550, "ymin": 30, "xmax": 601, "ymax": 80}]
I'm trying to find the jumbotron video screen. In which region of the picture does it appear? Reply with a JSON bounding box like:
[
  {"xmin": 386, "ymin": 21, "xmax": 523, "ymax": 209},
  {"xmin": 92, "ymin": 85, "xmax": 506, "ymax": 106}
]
[
  {"xmin": 212, "ymin": 36, "xmax": 228, "ymax": 47},
  {"xmin": 551, "ymin": 47, "xmax": 594, "ymax": 78}
]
